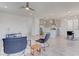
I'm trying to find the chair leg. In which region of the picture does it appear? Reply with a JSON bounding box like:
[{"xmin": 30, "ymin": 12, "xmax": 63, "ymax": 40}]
[
  {"xmin": 40, "ymin": 42, "xmax": 49, "ymax": 55},
  {"xmin": 22, "ymin": 50, "xmax": 25, "ymax": 56},
  {"xmin": 22, "ymin": 49, "xmax": 26, "ymax": 56}
]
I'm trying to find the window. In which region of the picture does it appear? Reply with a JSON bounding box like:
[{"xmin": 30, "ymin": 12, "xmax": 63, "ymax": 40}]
[{"xmin": 67, "ymin": 17, "xmax": 78, "ymax": 30}]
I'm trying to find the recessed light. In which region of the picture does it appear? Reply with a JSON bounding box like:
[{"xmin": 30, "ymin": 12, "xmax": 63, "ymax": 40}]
[
  {"xmin": 4, "ymin": 6, "xmax": 7, "ymax": 8},
  {"xmin": 74, "ymin": 16, "xmax": 77, "ymax": 18},
  {"xmin": 75, "ymin": 15, "xmax": 77, "ymax": 17},
  {"xmin": 67, "ymin": 11, "xmax": 71, "ymax": 14}
]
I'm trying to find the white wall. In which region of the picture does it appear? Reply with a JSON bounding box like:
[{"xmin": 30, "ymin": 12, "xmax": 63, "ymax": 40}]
[{"xmin": 0, "ymin": 12, "xmax": 34, "ymax": 39}]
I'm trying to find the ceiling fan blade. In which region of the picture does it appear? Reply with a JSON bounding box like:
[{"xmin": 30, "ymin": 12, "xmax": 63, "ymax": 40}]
[
  {"xmin": 29, "ymin": 7, "xmax": 35, "ymax": 11},
  {"xmin": 20, "ymin": 6, "xmax": 25, "ymax": 8}
]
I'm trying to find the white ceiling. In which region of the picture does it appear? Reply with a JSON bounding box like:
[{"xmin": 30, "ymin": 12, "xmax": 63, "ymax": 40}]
[{"xmin": 0, "ymin": 2, "xmax": 79, "ymax": 18}]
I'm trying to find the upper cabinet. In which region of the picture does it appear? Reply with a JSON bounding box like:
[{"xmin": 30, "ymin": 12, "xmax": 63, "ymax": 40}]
[{"xmin": 40, "ymin": 18, "xmax": 61, "ymax": 28}]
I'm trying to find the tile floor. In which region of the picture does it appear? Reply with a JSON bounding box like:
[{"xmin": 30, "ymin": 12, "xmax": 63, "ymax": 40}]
[
  {"xmin": 0, "ymin": 36, "xmax": 79, "ymax": 56},
  {"xmin": 45, "ymin": 36, "xmax": 79, "ymax": 56}
]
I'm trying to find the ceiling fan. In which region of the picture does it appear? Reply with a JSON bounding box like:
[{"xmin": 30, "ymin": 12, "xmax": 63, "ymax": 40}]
[{"xmin": 21, "ymin": 2, "xmax": 35, "ymax": 11}]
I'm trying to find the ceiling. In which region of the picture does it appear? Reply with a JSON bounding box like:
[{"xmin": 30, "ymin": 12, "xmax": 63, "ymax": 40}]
[{"xmin": 0, "ymin": 2, "xmax": 79, "ymax": 18}]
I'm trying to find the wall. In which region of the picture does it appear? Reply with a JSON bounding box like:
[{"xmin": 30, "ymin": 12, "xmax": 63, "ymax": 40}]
[{"xmin": 0, "ymin": 12, "xmax": 34, "ymax": 39}]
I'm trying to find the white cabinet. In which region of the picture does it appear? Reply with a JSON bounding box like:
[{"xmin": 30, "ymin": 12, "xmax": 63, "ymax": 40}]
[{"xmin": 50, "ymin": 28, "xmax": 57, "ymax": 38}]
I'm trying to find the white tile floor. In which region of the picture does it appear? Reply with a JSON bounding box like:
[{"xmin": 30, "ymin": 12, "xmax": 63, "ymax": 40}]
[
  {"xmin": 1, "ymin": 36, "xmax": 79, "ymax": 56},
  {"xmin": 45, "ymin": 36, "xmax": 79, "ymax": 56}
]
